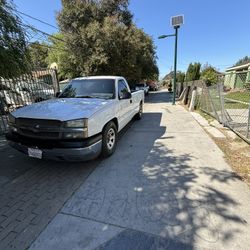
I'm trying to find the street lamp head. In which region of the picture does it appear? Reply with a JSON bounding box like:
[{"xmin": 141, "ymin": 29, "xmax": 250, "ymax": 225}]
[
  {"xmin": 158, "ymin": 34, "xmax": 176, "ymax": 39},
  {"xmin": 158, "ymin": 35, "xmax": 168, "ymax": 39},
  {"xmin": 171, "ymin": 15, "xmax": 184, "ymax": 28}
]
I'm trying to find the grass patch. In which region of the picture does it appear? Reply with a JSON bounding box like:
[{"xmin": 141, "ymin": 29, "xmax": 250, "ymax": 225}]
[
  {"xmin": 225, "ymin": 91, "xmax": 250, "ymax": 103},
  {"xmin": 224, "ymin": 91, "xmax": 249, "ymax": 109},
  {"xmin": 224, "ymin": 100, "xmax": 248, "ymax": 109}
]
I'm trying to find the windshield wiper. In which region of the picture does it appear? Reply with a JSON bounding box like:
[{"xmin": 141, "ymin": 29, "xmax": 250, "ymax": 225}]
[{"xmin": 75, "ymin": 95, "xmax": 95, "ymax": 98}]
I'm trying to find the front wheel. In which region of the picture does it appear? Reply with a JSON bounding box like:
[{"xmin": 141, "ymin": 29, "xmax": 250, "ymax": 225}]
[
  {"xmin": 135, "ymin": 102, "xmax": 143, "ymax": 120},
  {"xmin": 101, "ymin": 121, "xmax": 117, "ymax": 158}
]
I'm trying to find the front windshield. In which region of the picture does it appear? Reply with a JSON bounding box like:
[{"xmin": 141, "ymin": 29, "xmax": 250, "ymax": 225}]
[{"xmin": 59, "ymin": 79, "xmax": 115, "ymax": 99}]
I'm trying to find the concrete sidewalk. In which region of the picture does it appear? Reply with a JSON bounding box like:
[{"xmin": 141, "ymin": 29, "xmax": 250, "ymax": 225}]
[{"xmin": 30, "ymin": 90, "xmax": 250, "ymax": 250}]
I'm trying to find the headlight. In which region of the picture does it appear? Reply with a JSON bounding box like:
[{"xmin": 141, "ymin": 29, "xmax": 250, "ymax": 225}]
[
  {"xmin": 64, "ymin": 119, "xmax": 88, "ymax": 128},
  {"xmin": 63, "ymin": 119, "xmax": 88, "ymax": 139},
  {"xmin": 8, "ymin": 114, "xmax": 16, "ymax": 126}
]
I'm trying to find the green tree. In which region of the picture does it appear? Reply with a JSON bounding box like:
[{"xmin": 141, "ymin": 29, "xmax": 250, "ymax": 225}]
[
  {"xmin": 57, "ymin": 0, "xmax": 158, "ymax": 83},
  {"xmin": 233, "ymin": 56, "xmax": 250, "ymax": 67},
  {"xmin": 28, "ymin": 41, "xmax": 48, "ymax": 69},
  {"xmin": 200, "ymin": 64, "xmax": 218, "ymax": 85},
  {"xmin": 185, "ymin": 62, "xmax": 201, "ymax": 82},
  {"xmin": 99, "ymin": 0, "xmax": 133, "ymax": 26},
  {"xmin": 176, "ymin": 71, "xmax": 185, "ymax": 83},
  {"xmin": 0, "ymin": 0, "xmax": 29, "ymax": 77},
  {"xmin": 46, "ymin": 33, "xmax": 79, "ymax": 79}
]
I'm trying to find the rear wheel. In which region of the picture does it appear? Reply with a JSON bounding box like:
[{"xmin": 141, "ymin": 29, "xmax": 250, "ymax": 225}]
[
  {"xmin": 135, "ymin": 102, "xmax": 143, "ymax": 120},
  {"xmin": 101, "ymin": 121, "xmax": 117, "ymax": 158}
]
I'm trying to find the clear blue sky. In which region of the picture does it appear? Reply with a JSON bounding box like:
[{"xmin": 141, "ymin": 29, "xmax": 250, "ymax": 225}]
[{"xmin": 13, "ymin": 0, "xmax": 250, "ymax": 79}]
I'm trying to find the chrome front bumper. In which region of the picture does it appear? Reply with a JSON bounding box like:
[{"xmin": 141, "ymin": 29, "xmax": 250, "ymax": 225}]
[{"xmin": 9, "ymin": 140, "xmax": 102, "ymax": 161}]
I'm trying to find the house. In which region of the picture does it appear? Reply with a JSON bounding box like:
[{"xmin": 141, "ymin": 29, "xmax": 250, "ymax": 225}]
[{"xmin": 224, "ymin": 62, "xmax": 250, "ymax": 89}]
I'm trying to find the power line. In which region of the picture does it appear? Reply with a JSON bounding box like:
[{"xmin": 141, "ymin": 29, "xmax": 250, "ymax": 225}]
[
  {"xmin": 8, "ymin": 6, "xmax": 66, "ymax": 45},
  {"xmin": 19, "ymin": 22, "xmax": 66, "ymax": 43},
  {"xmin": 9, "ymin": 7, "xmax": 58, "ymax": 30}
]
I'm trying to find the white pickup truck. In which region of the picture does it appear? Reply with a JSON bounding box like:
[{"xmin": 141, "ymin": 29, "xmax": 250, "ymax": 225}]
[{"xmin": 6, "ymin": 76, "xmax": 144, "ymax": 161}]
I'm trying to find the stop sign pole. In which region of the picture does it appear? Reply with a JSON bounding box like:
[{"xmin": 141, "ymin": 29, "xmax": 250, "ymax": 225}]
[{"xmin": 159, "ymin": 15, "xmax": 184, "ymax": 105}]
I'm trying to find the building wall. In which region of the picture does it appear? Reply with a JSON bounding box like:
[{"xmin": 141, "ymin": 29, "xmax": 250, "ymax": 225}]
[
  {"xmin": 224, "ymin": 72, "xmax": 236, "ymax": 88},
  {"xmin": 247, "ymin": 67, "xmax": 250, "ymax": 82},
  {"xmin": 224, "ymin": 67, "xmax": 250, "ymax": 89}
]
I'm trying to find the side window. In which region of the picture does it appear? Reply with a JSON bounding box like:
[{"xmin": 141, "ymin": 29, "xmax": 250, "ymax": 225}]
[{"xmin": 118, "ymin": 80, "xmax": 129, "ymax": 99}]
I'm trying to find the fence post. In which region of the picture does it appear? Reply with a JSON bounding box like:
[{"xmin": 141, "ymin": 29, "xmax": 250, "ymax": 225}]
[
  {"xmin": 51, "ymin": 69, "xmax": 59, "ymax": 93},
  {"xmin": 247, "ymin": 102, "xmax": 250, "ymax": 138},
  {"xmin": 217, "ymin": 83, "xmax": 227, "ymax": 126}
]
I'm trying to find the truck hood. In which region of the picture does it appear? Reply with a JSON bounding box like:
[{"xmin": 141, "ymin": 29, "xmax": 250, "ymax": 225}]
[{"xmin": 12, "ymin": 98, "xmax": 113, "ymax": 121}]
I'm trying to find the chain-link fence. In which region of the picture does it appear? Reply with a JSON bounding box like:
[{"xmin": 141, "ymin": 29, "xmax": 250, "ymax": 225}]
[
  {"xmin": 198, "ymin": 83, "xmax": 250, "ymax": 143},
  {"xmin": 0, "ymin": 69, "xmax": 59, "ymax": 134}
]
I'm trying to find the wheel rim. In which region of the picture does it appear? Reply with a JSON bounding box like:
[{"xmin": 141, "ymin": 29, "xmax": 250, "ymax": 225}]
[{"xmin": 107, "ymin": 128, "xmax": 116, "ymax": 150}]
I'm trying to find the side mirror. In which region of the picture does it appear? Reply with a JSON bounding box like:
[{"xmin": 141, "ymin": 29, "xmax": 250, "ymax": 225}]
[
  {"xmin": 120, "ymin": 92, "xmax": 131, "ymax": 99},
  {"xmin": 55, "ymin": 91, "xmax": 61, "ymax": 97}
]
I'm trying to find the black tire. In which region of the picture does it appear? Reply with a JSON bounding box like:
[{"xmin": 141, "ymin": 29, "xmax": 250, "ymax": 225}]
[
  {"xmin": 101, "ymin": 121, "xmax": 117, "ymax": 158},
  {"xmin": 135, "ymin": 102, "xmax": 143, "ymax": 120}
]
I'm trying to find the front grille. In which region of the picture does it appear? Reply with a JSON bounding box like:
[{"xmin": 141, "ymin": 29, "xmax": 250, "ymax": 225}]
[
  {"xmin": 19, "ymin": 128, "xmax": 59, "ymax": 138},
  {"xmin": 17, "ymin": 118, "xmax": 61, "ymax": 128},
  {"xmin": 16, "ymin": 118, "xmax": 61, "ymax": 139}
]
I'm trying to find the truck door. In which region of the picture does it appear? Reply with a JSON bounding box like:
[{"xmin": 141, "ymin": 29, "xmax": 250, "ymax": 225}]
[{"xmin": 117, "ymin": 80, "xmax": 132, "ymax": 129}]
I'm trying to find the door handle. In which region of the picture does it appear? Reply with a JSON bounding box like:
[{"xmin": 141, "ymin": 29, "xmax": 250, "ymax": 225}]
[{"xmin": 130, "ymin": 99, "xmax": 132, "ymax": 104}]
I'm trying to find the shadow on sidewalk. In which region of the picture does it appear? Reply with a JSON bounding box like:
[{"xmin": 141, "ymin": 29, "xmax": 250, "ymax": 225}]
[{"xmin": 132, "ymin": 141, "xmax": 245, "ymax": 248}]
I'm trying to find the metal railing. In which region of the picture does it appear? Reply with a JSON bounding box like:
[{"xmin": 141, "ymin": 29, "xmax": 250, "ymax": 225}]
[
  {"xmin": 198, "ymin": 83, "xmax": 250, "ymax": 143},
  {"xmin": 0, "ymin": 69, "xmax": 59, "ymax": 134}
]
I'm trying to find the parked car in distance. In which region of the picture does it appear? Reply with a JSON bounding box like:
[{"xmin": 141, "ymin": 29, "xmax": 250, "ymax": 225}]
[
  {"xmin": 0, "ymin": 83, "xmax": 25, "ymax": 112},
  {"xmin": 15, "ymin": 81, "xmax": 55, "ymax": 103},
  {"xmin": 135, "ymin": 83, "xmax": 149, "ymax": 95},
  {"xmin": 14, "ymin": 82, "xmax": 34, "ymax": 105},
  {"xmin": 147, "ymin": 82, "xmax": 158, "ymax": 91},
  {"xmin": 6, "ymin": 76, "xmax": 144, "ymax": 161},
  {"xmin": 59, "ymin": 79, "xmax": 70, "ymax": 91}
]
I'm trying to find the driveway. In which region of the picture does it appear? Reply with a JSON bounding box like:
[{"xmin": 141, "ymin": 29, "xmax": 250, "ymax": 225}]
[{"xmin": 1, "ymin": 90, "xmax": 250, "ymax": 249}]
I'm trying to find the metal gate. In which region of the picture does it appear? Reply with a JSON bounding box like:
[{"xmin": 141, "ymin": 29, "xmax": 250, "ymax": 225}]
[
  {"xmin": 0, "ymin": 69, "xmax": 59, "ymax": 135},
  {"xmin": 198, "ymin": 83, "xmax": 250, "ymax": 143}
]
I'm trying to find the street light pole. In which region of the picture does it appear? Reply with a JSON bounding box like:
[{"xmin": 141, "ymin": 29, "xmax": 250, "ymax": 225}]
[
  {"xmin": 158, "ymin": 15, "xmax": 184, "ymax": 105},
  {"xmin": 172, "ymin": 26, "xmax": 179, "ymax": 105}
]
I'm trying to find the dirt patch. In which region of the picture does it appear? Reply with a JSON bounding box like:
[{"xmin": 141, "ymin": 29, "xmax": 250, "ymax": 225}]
[
  {"xmin": 196, "ymin": 110, "xmax": 250, "ymax": 185},
  {"xmin": 214, "ymin": 134, "xmax": 250, "ymax": 185}
]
